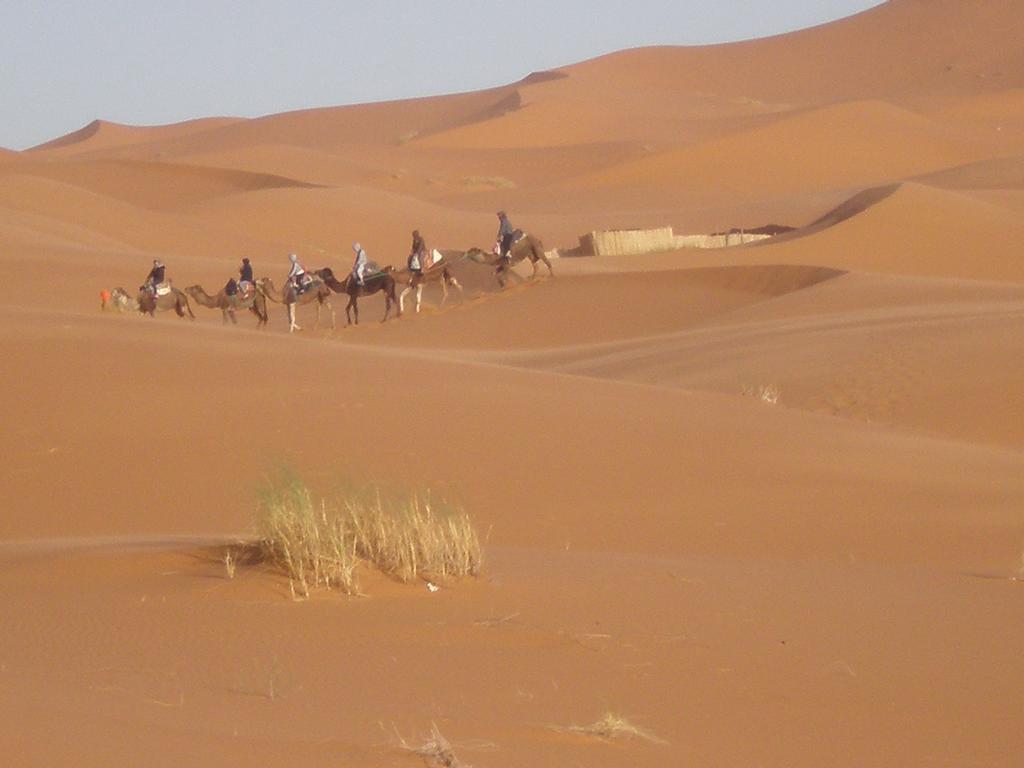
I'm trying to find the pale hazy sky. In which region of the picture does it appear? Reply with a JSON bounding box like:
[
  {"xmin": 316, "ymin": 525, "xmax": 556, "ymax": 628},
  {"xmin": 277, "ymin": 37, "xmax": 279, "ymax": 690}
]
[{"xmin": 0, "ymin": 1, "xmax": 884, "ymax": 150}]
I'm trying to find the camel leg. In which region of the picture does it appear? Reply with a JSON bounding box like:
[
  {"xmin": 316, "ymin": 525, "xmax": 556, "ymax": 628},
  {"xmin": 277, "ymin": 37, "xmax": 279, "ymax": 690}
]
[
  {"xmin": 451, "ymin": 277, "xmax": 464, "ymax": 303},
  {"xmin": 288, "ymin": 303, "xmax": 301, "ymax": 332},
  {"xmin": 327, "ymin": 299, "xmax": 335, "ymax": 330},
  {"xmin": 399, "ymin": 285, "xmax": 411, "ymax": 314},
  {"xmin": 346, "ymin": 296, "xmax": 357, "ymax": 326},
  {"xmin": 314, "ymin": 300, "xmax": 321, "ymax": 331},
  {"xmin": 439, "ymin": 279, "xmax": 447, "ymax": 308},
  {"xmin": 540, "ymin": 254, "xmax": 554, "ymax": 277},
  {"xmin": 415, "ymin": 284, "xmax": 423, "ymax": 314}
]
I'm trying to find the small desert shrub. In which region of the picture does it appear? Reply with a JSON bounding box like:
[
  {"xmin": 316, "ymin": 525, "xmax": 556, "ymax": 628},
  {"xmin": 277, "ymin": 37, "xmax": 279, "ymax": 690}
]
[
  {"xmin": 399, "ymin": 723, "xmax": 466, "ymax": 768},
  {"xmin": 556, "ymin": 712, "xmax": 666, "ymax": 744},
  {"xmin": 461, "ymin": 175, "xmax": 516, "ymax": 189},
  {"xmin": 742, "ymin": 382, "xmax": 781, "ymax": 405},
  {"xmin": 340, "ymin": 482, "xmax": 482, "ymax": 583},
  {"xmin": 253, "ymin": 470, "xmax": 481, "ymax": 596},
  {"xmin": 255, "ymin": 469, "xmax": 359, "ymax": 596}
]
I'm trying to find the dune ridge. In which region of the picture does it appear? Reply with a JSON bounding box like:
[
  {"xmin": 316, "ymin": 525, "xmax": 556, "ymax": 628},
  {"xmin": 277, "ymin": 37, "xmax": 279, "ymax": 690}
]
[{"xmin": 27, "ymin": 116, "xmax": 245, "ymax": 157}]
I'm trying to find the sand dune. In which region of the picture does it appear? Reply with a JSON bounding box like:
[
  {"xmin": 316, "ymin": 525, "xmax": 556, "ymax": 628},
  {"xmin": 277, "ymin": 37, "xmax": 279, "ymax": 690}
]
[
  {"xmin": 557, "ymin": 0, "xmax": 1024, "ymax": 105},
  {"xmin": 769, "ymin": 182, "xmax": 1024, "ymax": 281},
  {"xmin": 3, "ymin": 1, "xmax": 1024, "ymax": 765},
  {"xmin": 187, "ymin": 184, "xmax": 496, "ymax": 263},
  {"xmin": 0, "ymin": 158, "xmax": 318, "ymax": 212},
  {"xmin": 0, "ymin": 174, "xmax": 278, "ymax": 282},
  {"xmin": 28, "ymin": 117, "xmax": 244, "ymax": 157},
  {"xmin": 63, "ymin": 87, "xmax": 526, "ymax": 163},
  {"xmin": 913, "ymin": 153, "xmax": 1024, "ymax": 190},
  {"xmin": 562, "ymin": 100, "xmax": 980, "ymax": 200}
]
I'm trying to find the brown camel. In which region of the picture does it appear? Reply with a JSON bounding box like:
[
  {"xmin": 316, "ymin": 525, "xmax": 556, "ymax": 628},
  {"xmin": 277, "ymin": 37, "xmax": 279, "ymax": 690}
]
[
  {"xmin": 315, "ymin": 267, "xmax": 399, "ymax": 326},
  {"xmin": 466, "ymin": 233, "xmax": 553, "ymax": 287},
  {"xmin": 256, "ymin": 276, "xmax": 335, "ymax": 333},
  {"xmin": 102, "ymin": 287, "xmax": 139, "ymax": 313},
  {"xmin": 395, "ymin": 258, "xmax": 464, "ymax": 314},
  {"xmin": 184, "ymin": 283, "xmax": 269, "ymax": 327},
  {"xmin": 137, "ymin": 286, "xmax": 195, "ymax": 319}
]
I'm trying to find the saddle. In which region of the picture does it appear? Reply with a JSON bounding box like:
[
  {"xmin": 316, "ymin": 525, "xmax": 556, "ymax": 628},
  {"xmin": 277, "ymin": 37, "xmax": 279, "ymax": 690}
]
[
  {"xmin": 294, "ymin": 274, "xmax": 320, "ymax": 295},
  {"xmin": 154, "ymin": 282, "xmax": 172, "ymax": 297},
  {"xmin": 225, "ymin": 279, "xmax": 255, "ymax": 303}
]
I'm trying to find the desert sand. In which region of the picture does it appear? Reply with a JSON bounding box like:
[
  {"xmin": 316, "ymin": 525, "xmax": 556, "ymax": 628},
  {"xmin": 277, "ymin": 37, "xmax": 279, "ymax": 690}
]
[{"xmin": 1, "ymin": 1, "xmax": 1023, "ymax": 765}]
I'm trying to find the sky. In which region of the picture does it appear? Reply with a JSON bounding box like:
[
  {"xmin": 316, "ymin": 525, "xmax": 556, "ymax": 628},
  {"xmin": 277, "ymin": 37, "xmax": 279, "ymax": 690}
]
[{"xmin": 0, "ymin": 0, "xmax": 884, "ymax": 150}]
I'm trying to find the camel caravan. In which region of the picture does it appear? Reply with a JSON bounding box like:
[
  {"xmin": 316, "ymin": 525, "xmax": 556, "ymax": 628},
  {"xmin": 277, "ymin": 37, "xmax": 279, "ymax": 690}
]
[{"xmin": 101, "ymin": 214, "xmax": 552, "ymax": 332}]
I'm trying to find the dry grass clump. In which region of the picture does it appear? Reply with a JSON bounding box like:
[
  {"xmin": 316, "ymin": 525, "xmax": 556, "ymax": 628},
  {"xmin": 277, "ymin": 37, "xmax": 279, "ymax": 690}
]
[
  {"xmin": 341, "ymin": 482, "xmax": 482, "ymax": 583},
  {"xmin": 399, "ymin": 723, "xmax": 467, "ymax": 767},
  {"xmin": 556, "ymin": 712, "xmax": 666, "ymax": 744},
  {"xmin": 254, "ymin": 470, "xmax": 481, "ymax": 597},
  {"xmin": 256, "ymin": 471, "xmax": 359, "ymax": 596},
  {"xmin": 461, "ymin": 175, "xmax": 516, "ymax": 189},
  {"xmin": 742, "ymin": 382, "xmax": 781, "ymax": 405}
]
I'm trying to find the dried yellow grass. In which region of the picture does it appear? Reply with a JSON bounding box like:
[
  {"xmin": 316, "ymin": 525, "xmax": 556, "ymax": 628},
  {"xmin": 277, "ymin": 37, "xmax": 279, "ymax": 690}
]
[
  {"xmin": 398, "ymin": 723, "xmax": 467, "ymax": 767},
  {"xmin": 253, "ymin": 470, "xmax": 481, "ymax": 597},
  {"xmin": 556, "ymin": 712, "xmax": 666, "ymax": 744}
]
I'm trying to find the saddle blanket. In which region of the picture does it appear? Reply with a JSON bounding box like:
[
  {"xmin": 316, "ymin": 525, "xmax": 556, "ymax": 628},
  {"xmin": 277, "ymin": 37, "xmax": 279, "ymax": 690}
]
[{"xmin": 154, "ymin": 282, "xmax": 172, "ymax": 297}]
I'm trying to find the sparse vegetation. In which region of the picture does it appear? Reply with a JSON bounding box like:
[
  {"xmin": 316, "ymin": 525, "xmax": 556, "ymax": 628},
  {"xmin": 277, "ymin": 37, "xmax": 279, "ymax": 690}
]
[
  {"xmin": 398, "ymin": 723, "xmax": 467, "ymax": 768},
  {"xmin": 251, "ymin": 469, "xmax": 482, "ymax": 597},
  {"xmin": 742, "ymin": 382, "xmax": 781, "ymax": 405},
  {"xmin": 555, "ymin": 712, "xmax": 666, "ymax": 744},
  {"xmin": 461, "ymin": 175, "xmax": 516, "ymax": 189},
  {"xmin": 223, "ymin": 547, "xmax": 237, "ymax": 579}
]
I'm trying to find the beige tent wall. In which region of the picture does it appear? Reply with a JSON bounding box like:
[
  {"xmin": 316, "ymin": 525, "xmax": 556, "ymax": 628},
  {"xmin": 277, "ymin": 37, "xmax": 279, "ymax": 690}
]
[{"xmin": 577, "ymin": 227, "xmax": 770, "ymax": 256}]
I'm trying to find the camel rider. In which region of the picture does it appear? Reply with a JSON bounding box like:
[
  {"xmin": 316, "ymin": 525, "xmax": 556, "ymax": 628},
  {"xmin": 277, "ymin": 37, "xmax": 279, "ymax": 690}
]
[
  {"xmin": 226, "ymin": 256, "xmax": 254, "ymax": 298},
  {"xmin": 496, "ymin": 210, "xmax": 515, "ymax": 261},
  {"xmin": 239, "ymin": 257, "xmax": 254, "ymax": 286},
  {"xmin": 352, "ymin": 242, "xmax": 368, "ymax": 286},
  {"xmin": 145, "ymin": 259, "xmax": 166, "ymax": 295},
  {"xmin": 408, "ymin": 230, "xmax": 426, "ymax": 276},
  {"xmin": 287, "ymin": 253, "xmax": 307, "ymax": 292}
]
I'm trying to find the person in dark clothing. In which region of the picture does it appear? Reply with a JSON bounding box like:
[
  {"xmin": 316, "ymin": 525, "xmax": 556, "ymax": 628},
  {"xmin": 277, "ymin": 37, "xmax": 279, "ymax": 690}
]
[
  {"xmin": 226, "ymin": 257, "xmax": 254, "ymax": 297},
  {"xmin": 239, "ymin": 257, "xmax": 254, "ymax": 285},
  {"xmin": 144, "ymin": 259, "xmax": 166, "ymax": 294},
  {"xmin": 496, "ymin": 211, "xmax": 515, "ymax": 261},
  {"xmin": 408, "ymin": 230, "xmax": 426, "ymax": 275}
]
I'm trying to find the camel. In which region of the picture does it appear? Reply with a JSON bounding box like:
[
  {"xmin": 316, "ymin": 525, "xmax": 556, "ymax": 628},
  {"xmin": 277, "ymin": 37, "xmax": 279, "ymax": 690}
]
[
  {"xmin": 101, "ymin": 287, "xmax": 139, "ymax": 313},
  {"xmin": 137, "ymin": 285, "xmax": 195, "ymax": 319},
  {"xmin": 315, "ymin": 267, "xmax": 399, "ymax": 326},
  {"xmin": 466, "ymin": 233, "xmax": 554, "ymax": 287},
  {"xmin": 184, "ymin": 283, "xmax": 269, "ymax": 327},
  {"xmin": 256, "ymin": 276, "xmax": 335, "ymax": 333},
  {"xmin": 395, "ymin": 257, "xmax": 464, "ymax": 314}
]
